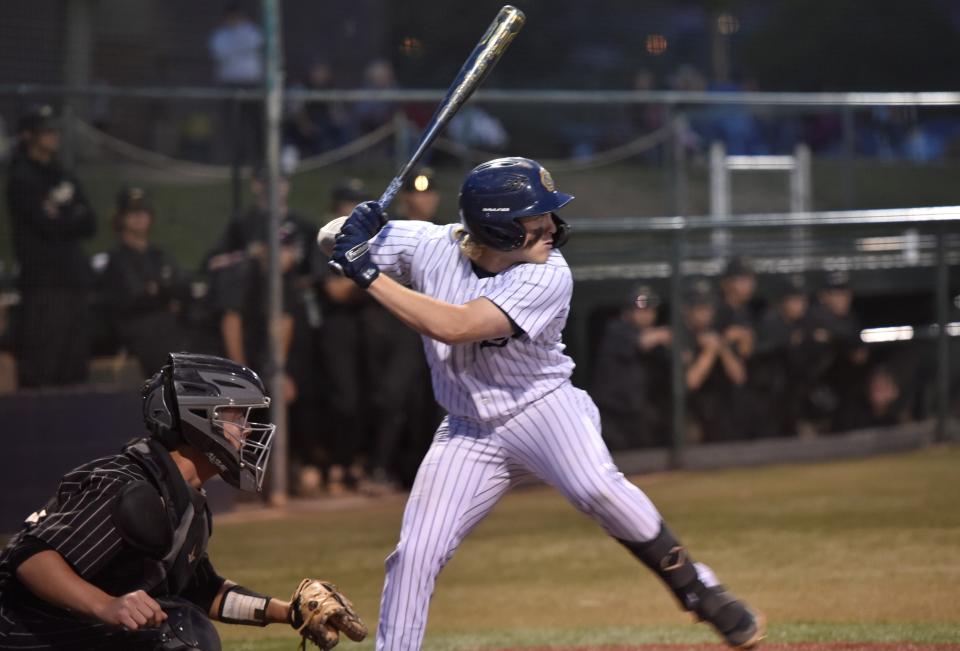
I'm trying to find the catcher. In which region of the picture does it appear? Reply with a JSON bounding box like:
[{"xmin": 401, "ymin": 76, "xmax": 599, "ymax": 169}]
[{"xmin": 0, "ymin": 353, "xmax": 366, "ymax": 650}]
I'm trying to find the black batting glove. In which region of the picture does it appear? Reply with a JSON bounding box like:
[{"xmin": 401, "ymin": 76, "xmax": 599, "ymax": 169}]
[
  {"xmin": 331, "ymin": 220, "xmax": 380, "ymax": 289},
  {"xmin": 348, "ymin": 200, "xmax": 387, "ymax": 238}
]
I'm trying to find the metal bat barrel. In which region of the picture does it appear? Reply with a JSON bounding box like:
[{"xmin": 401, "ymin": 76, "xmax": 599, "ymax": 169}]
[
  {"xmin": 329, "ymin": 5, "xmax": 525, "ymax": 276},
  {"xmin": 377, "ymin": 5, "xmax": 525, "ymax": 211}
]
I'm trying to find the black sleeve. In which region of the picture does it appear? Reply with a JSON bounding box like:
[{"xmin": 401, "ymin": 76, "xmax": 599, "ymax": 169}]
[
  {"xmin": 179, "ymin": 555, "xmax": 226, "ymax": 614},
  {"xmin": 28, "ymin": 479, "xmax": 127, "ymax": 579},
  {"xmin": 2, "ymin": 535, "xmax": 55, "ymax": 575},
  {"xmin": 8, "ymin": 168, "xmax": 97, "ymax": 241},
  {"xmin": 209, "ymin": 262, "xmax": 250, "ymax": 313},
  {"xmin": 159, "ymin": 250, "xmax": 189, "ymax": 302},
  {"xmin": 101, "ymin": 254, "xmax": 162, "ymax": 315},
  {"xmin": 63, "ymin": 173, "xmax": 98, "ymax": 238}
]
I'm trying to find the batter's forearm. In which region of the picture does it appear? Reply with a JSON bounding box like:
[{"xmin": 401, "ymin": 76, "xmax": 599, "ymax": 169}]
[{"xmin": 367, "ymin": 273, "xmax": 512, "ymax": 344}]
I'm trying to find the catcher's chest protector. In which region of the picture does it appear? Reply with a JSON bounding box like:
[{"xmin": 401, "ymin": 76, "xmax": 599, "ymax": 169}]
[{"xmin": 123, "ymin": 439, "xmax": 212, "ymax": 595}]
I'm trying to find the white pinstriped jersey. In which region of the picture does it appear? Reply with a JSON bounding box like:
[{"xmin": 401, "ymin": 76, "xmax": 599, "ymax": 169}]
[
  {"xmin": 370, "ymin": 218, "xmax": 720, "ymax": 651},
  {"xmin": 369, "ymin": 220, "xmax": 575, "ymax": 421}
]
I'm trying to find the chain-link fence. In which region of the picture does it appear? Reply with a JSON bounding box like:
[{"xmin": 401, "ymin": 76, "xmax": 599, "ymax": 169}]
[{"xmin": 2, "ymin": 1, "xmax": 959, "ymax": 500}]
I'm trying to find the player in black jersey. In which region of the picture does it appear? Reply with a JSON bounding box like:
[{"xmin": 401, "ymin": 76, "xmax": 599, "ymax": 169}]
[{"xmin": 0, "ymin": 353, "xmax": 335, "ymax": 650}]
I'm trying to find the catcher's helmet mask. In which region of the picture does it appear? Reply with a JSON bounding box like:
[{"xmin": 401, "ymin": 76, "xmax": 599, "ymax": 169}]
[
  {"xmin": 459, "ymin": 157, "xmax": 573, "ymax": 251},
  {"xmin": 143, "ymin": 353, "xmax": 276, "ymax": 492}
]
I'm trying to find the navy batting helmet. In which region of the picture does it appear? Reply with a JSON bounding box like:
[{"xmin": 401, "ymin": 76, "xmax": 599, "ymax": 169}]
[{"xmin": 459, "ymin": 157, "xmax": 574, "ymax": 251}]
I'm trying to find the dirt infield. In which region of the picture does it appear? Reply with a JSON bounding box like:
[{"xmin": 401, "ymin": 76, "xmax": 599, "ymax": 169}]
[{"xmin": 494, "ymin": 645, "xmax": 960, "ymax": 651}]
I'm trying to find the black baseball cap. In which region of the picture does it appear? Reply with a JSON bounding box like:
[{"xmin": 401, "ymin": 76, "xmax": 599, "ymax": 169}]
[
  {"xmin": 683, "ymin": 278, "xmax": 714, "ymax": 306},
  {"xmin": 17, "ymin": 104, "xmax": 57, "ymax": 134},
  {"xmin": 721, "ymin": 255, "xmax": 754, "ymax": 279},
  {"xmin": 402, "ymin": 167, "xmax": 436, "ymax": 193},
  {"xmin": 822, "ymin": 270, "xmax": 850, "ymax": 291},
  {"xmin": 777, "ymin": 273, "xmax": 808, "ymax": 299},
  {"xmin": 116, "ymin": 186, "xmax": 151, "ymax": 214},
  {"xmin": 627, "ymin": 284, "xmax": 661, "ymax": 310}
]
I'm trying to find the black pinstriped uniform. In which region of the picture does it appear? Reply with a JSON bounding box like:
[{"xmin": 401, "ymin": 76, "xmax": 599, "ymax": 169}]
[{"xmin": 0, "ymin": 444, "xmax": 223, "ymax": 650}]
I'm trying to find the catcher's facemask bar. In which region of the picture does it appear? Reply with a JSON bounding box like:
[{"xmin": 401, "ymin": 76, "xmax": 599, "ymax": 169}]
[{"xmin": 212, "ymin": 405, "xmax": 276, "ymax": 492}]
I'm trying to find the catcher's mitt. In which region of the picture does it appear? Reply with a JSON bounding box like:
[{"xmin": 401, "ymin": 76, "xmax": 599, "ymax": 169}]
[{"xmin": 289, "ymin": 579, "xmax": 368, "ymax": 650}]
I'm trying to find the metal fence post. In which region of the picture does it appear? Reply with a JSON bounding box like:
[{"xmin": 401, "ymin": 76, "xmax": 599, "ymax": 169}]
[
  {"xmin": 671, "ymin": 112, "xmax": 689, "ymax": 218},
  {"xmin": 61, "ymin": 0, "xmax": 94, "ymax": 170},
  {"xmin": 709, "ymin": 140, "xmax": 729, "ymax": 218},
  {"xmin": 669, "ymin": 225, "xmax": 687, "ymax": 468},
  {"xmin": 936, "ymin": 225, "xmax": 950, "ymax": 441},
  {"xmin": 842, "ymin": 107, "xmax": 855, "ymax": 209},
  {"xmin": 709, "ymin": 141, "xmax": 731, "ymax": 257},
  {"xmin": 791, "ymin": 143, "xmax": 812, "ymax": 212},
  {"xmin": 263, "ymin": 0, "xmax": 288, "ymax": 504}
]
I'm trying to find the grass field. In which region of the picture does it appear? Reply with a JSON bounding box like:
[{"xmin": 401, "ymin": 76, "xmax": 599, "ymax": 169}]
[{"xmin": 208, "ymin": 446, "xmax": 960, "ymax": 650}]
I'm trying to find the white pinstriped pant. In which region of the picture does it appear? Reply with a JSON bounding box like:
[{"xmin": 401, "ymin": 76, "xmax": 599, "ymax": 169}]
[{"xmin": 376, "ymin": 383, "xmax": 689, "ymax": 651}]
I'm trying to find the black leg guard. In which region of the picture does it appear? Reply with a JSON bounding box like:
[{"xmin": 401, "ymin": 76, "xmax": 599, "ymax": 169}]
[{"xmin": 618, "ymin": 525, "xmax": 765, "ymax": 649}]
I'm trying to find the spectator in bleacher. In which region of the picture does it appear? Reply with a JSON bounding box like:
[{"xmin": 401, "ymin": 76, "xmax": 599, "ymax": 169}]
[
  {"xmin": 681, "ymin": 278, "xmax": 748, "ymax": 443},
  {"xmin": 5, "ymin": 105, "xmax": 97, "ymax": 388},
  {"xmin": 284, "ymin": 59, "xmax": 355, "ymax": 159},
  {"xmin": 208, "ymin": 2, "xmax": 264, "ymax": 166},
  {"xmin": 592, "ymin": 285, "xmax": 672, "ymax": 449},
  {"xmin": 99, "ymin": 187, "xmax": 189, "ymax": 377},
  {"xmin": 447, "ymin": 106, "xmax": 510, "ymax": 154},
  {"xmin": 806, "ymin": 270, "xmax": 869, "ymax": 431},
  {"xmin": 752, "ymin": 274, "xmax": 814, "ymax": 438},
  {"xmin": 355, "ymin": 59, "xmax": 399, "ymax": 135},
  {"xmin": 627, "ymin": 68, "xmax": 666, "ymax": 134}
]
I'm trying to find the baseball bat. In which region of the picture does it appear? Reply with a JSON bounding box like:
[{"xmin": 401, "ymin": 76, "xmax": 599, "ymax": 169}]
[
  {"xmin": 377, "ymin": 5, "xmax": 526, "ymax": 211},
  {"xmin": 323, "ymin": 5, "xmax": 525, "ymax": 266}
]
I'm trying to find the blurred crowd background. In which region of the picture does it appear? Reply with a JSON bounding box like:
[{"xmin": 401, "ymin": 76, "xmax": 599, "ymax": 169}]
[{"xmin": 1, "ymin": 0, "xmax": 959, "ymax": 500}]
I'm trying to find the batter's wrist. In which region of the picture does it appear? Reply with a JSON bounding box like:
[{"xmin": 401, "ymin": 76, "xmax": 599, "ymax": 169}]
[{"xmin": 353, "ymin": 264, "xmax": 380, "ymax": 289}]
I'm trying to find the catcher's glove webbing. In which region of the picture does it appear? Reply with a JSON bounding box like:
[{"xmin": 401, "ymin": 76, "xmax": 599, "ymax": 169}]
[{"xmin": 289, "ymin": 579, "xmax": 368, "ymax": 650}]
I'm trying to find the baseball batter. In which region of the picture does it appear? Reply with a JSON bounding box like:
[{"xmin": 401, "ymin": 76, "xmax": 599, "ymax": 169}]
[{"xmin": 328, "ymin": 157, "xmax": 765, "ymax": 650}]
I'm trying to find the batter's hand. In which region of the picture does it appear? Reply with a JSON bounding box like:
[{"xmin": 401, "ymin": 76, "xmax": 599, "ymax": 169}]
[
  {"xmin": 95, "ymin": 590, "xmax": 167, "ymax": 630},
  {"xmin": 331, "ymin": 220, "xmax": 380, "ymax": 289},
  {"xmin": 346, "ymin": 201, "xmax": 387, "ymax": 239}
]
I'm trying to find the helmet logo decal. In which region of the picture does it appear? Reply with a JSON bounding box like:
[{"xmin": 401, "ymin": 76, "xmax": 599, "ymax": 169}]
[
  {"xmin": 539, "ymin": 167, "xmax": 555, "ymax": 192},
  {"xmin": 206, "ymin": 451, "xmax": 227, "ymax": 472},
  {"xmin": 482, "ymin": 207, "xmax": 510, "ymax": 212}
]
